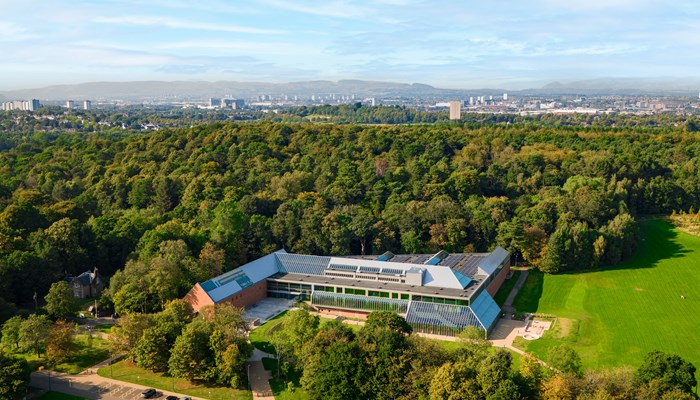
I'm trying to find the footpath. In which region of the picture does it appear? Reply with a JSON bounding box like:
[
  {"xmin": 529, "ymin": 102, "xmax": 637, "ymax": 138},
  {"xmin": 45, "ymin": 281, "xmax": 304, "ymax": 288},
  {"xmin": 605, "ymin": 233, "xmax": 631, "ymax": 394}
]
[
  {"xmin": 247, "ymin": 349, "xmax": 276, "ymax": 400},
  {"xmin": 490, "ymin": 269, "xmax": 530, "ymax": 354}
]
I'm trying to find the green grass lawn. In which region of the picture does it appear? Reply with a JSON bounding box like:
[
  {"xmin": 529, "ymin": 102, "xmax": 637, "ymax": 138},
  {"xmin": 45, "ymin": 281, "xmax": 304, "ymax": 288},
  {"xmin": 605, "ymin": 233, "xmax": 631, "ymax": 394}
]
[
  {"xmin": 493, "ymin": 269, "xmax": 522, "ymax": 307},
  {"xmin": 93, "ymin": 324, "xmax": 114, "ymax": 334},
  {"xmin": 97, "ymin": 360, "xmax": 252, "ymax": 400},
  {"xmin": 8, "ymin": 333, "xmax": 110, "ymax": 374},
  {"xmin": 249, "ymin": 311, "xmax": 288, "ymax": 354},
  {"xmin": 39, "ymin": 392, "xmax": 88, "ymax": 400},
  {"xmin": 512, "ymin": 219, "xmax": 700, "ymax": 375}
]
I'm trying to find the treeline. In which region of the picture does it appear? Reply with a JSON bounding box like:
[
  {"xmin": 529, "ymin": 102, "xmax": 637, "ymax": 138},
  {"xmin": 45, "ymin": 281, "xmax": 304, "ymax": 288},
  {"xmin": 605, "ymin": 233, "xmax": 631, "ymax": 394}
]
[
  {"xmin": 264, "ymin": 103, "xmax": 700, "ymax": 129},
  {"xmin": 0, "ymin": 121, "xmax": 699, "ymax": 315},
  {"xmin": 263, "ymin": 309, "xmax": 698, "ymax": 400}
]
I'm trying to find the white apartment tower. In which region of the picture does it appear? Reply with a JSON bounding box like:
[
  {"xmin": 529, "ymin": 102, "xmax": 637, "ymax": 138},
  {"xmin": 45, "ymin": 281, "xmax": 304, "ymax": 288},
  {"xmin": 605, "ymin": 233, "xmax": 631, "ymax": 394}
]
[{"xmin": 449, "ymin": 101, "xmax": 461, "ymax": 120}]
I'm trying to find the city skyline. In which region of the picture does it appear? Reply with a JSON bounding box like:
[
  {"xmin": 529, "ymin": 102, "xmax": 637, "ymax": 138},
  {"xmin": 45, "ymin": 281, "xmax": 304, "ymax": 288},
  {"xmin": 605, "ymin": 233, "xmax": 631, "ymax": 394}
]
[{"xmin": 1, "ymin": 0, "xmax": 699, "ymax": 91}]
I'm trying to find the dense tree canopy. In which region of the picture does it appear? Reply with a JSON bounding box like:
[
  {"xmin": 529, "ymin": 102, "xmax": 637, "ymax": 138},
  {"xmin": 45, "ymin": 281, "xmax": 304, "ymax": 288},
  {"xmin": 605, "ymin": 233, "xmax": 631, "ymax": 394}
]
[
  {"xmin": 0, "ymin": 352, "xmax": 31, "ymax": 400},
  {"xmin": 0, "ymin": 119, "xmax": 697, "ymax": 313}
]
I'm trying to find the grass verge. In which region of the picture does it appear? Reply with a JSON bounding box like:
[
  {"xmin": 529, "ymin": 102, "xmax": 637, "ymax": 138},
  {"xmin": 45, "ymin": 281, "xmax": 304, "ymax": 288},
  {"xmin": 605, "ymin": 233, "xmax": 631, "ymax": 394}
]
[
  {"xmin": 39, "ymin": 392, "xmax": 88, "ymax": 400},
  {"xmin": 493, "ymin": 270, "xmax": 522, "ymax": 307}
]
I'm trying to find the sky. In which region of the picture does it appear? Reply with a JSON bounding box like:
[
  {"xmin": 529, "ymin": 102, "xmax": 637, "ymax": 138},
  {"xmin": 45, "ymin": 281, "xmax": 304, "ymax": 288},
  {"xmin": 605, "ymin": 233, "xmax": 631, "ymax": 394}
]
[{"xmin": 1, "ymin": 0, "xmax": 699, "ymax": 90}]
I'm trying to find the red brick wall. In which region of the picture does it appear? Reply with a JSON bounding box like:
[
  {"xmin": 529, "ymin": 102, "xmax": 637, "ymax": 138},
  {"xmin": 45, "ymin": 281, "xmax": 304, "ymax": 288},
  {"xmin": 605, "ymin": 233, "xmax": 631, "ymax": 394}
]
[
  {"xmin": 184, "ymin": 283, "xmax": 215, "ymax": 312},
  {"xmin": 486, "ymin": 260, "xmax": 511, "ymax": 297},
  {"xmin": 220, "ymin": 280, "xmax": 268, "ymax": 309}
]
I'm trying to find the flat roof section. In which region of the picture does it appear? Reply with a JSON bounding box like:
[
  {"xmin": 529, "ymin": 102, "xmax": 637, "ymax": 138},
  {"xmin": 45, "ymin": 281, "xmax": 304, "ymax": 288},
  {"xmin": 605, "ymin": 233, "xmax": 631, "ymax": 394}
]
[{"xmin": 269, "ymin": 272, "xmax": 488, "ymax": 300}]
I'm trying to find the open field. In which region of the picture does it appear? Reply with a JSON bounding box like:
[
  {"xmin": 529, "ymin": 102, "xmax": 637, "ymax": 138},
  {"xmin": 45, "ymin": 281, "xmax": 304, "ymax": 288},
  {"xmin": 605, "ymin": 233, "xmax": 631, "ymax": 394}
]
[
  {"xmin": 97, "ymin": 360, "xmax": 252, "ymax": 400},
  {"xmin": 512, "ymin": 219, "xmax": 700, "ymax": 374}
]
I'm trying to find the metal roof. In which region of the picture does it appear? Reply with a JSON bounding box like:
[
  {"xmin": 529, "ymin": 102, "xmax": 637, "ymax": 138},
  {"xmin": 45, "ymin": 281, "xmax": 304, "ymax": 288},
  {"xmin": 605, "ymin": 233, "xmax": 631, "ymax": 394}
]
[
  {"xmin": 195, "ymin": 247, "xmax": 507, "ymax": 304},
  {"xmin": 477, "ymin": 246, "xmax": 510, "ymax": 276},
  {"xmin": 469, "ymin": 290, "xmax": 502, "ymax": 331}
]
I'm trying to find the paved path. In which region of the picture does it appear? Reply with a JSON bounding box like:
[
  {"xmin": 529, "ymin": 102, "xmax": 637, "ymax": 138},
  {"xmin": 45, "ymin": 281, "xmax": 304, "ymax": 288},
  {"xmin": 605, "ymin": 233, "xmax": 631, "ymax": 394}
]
[
  {"xmin": 489, "ymin": 269, "xmax": 530, "ymax": 353},
  {"xmin": 247, "ymin": 349, "xmax": 276, "ymax": 400},
  {"xmin": 501, "ymin": 269, "xmax": 529, "ymax": 318}
]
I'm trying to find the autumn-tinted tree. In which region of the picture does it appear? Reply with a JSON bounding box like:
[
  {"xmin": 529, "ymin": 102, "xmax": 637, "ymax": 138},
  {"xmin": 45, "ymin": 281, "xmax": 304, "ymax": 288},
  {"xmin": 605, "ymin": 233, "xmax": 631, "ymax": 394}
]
[{"xmin": 46, "ymin": 320, "xmax": 76, "ymax": 365}]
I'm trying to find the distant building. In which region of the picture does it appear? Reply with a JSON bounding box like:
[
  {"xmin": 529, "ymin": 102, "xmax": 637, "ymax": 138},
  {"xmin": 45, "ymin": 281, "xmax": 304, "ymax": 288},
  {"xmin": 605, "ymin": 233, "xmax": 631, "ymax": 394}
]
[
  {"xmin": 66, "ymin": 100, "xmax": 74, "ymax": 109},
  {"xmin": 185, "ymin": 247, "xmax": 510, "ymax": 336},
  {"xmin": 449, "ymin": 100, "xmax": 461, "ymax": 120},
  {"xmin": 1, "ymin": 99, "xmax": 39, "ymax": 111},
  {"xmin": 68, "ymin": 268, "xmax": 104, "ymax": 299},
  {"xmin": 209, "ymin": 98, "xmax": 221, "ymax": 107},
  {"xmin": 221, "ymin": 98, "xmax": 244, "ymax": 109},
  {"xmin": 503, "ymin": 93, "xmax": 508, "ymax": 101},
  {"xmin": 83, "ymin": 100, "xmax": 92, "ymax": 110}
]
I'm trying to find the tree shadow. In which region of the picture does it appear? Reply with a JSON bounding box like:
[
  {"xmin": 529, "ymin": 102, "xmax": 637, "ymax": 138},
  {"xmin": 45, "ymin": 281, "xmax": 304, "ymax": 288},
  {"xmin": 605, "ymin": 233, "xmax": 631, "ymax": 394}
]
[
  {"xmin": 516, "ymin": 219, "xmax": 693, "ymax": 312},
  {"xmin": 580, "ymin": 218, "xmax": 690, "ymax": 273}
]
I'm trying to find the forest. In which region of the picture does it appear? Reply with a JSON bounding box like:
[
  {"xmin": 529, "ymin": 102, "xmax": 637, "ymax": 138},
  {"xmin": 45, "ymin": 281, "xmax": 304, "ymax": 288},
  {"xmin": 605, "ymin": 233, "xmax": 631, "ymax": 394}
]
[{"xmin": 0, "ymin": 119, "xmax": 698, "ymax": 317}]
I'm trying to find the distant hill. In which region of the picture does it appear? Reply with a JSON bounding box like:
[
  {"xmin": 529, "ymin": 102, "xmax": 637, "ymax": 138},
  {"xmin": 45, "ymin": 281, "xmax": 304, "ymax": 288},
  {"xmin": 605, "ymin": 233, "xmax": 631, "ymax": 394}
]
[
  {"xmin": 0, "ymin": 80, "xmax": 483, "ymax": 103},
  {"xmin": 531, "ymin": 78, "xmax": 700, "ymax": 96},
  {"xmin": 1, "ymin": 78, "xmax": 699, "ymax": 103}
]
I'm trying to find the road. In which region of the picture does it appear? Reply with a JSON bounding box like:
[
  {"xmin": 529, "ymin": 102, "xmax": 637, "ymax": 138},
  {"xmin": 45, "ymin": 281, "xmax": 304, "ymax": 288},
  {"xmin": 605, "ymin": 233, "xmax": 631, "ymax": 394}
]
[{"xmin": 31, "ymin": 370, "xmax": 202, "ymax": 400}]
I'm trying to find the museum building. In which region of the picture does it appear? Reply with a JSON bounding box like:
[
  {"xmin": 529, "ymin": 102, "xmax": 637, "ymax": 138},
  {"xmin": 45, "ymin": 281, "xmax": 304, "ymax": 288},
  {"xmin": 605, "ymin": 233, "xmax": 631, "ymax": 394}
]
[{"xmin": 184, "ymin": 247, "xmax": 510, "ymax": 336}]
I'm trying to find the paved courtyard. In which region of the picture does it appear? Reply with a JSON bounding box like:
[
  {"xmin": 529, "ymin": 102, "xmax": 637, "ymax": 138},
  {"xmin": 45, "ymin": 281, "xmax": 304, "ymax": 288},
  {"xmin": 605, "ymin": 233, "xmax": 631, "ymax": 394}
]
[{"xmin": 244, "ymin": 297, "xmax": 295, "ymax": 325}]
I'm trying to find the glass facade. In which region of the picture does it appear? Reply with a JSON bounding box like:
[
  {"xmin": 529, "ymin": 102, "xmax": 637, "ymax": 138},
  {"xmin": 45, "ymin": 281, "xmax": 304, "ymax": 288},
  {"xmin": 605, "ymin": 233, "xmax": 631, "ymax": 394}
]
[
  {"xmin": 267, "ymin": 280, "xmax": 312, "ymax": 298},
  {"xmin": 312, "ymin": 292, "xmax": 409, "ymax": 313},
  {"xmin": 412, "ymin": 295, "xmax": 469, "ymax": 306},
  {"xmin": 406, "ymin": 301, "xmax": 485, "ymax": 337},
  {"xmin": 267, "ymin": 277, "xmax": 498, "ymax": 337}
]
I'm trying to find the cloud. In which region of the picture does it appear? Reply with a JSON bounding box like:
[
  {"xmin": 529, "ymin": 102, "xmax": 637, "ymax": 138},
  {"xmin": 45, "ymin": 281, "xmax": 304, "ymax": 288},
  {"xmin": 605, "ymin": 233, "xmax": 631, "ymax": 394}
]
[
  {"xmin": 157, "ymin": 40, "xmax": 322, "ymax": 56},
  {"xmin": 258, "ymin": 0, "xmax": 373, "ymax": 19},
  {"xmin": 94, "ymin": 15, "xmax": 285, "ymax": 35},
  {"xmin": 0, "ymin": 21, "xmax": 41, "ymax": 41}
]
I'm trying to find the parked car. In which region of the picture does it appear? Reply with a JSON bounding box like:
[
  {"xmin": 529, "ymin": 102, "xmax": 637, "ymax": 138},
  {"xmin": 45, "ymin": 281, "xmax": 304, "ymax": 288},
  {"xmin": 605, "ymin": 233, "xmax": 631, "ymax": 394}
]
[
  {"xmin": 179, "ymin": 397, "xmax": 192, "ymax": 400},
  {"xmin": 165, "ymin": 396, "xmax": 179, "ymax": 400},
  {"xmin": 141, "ymin": 388, "xmax": 156, "ymax": 398}
]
